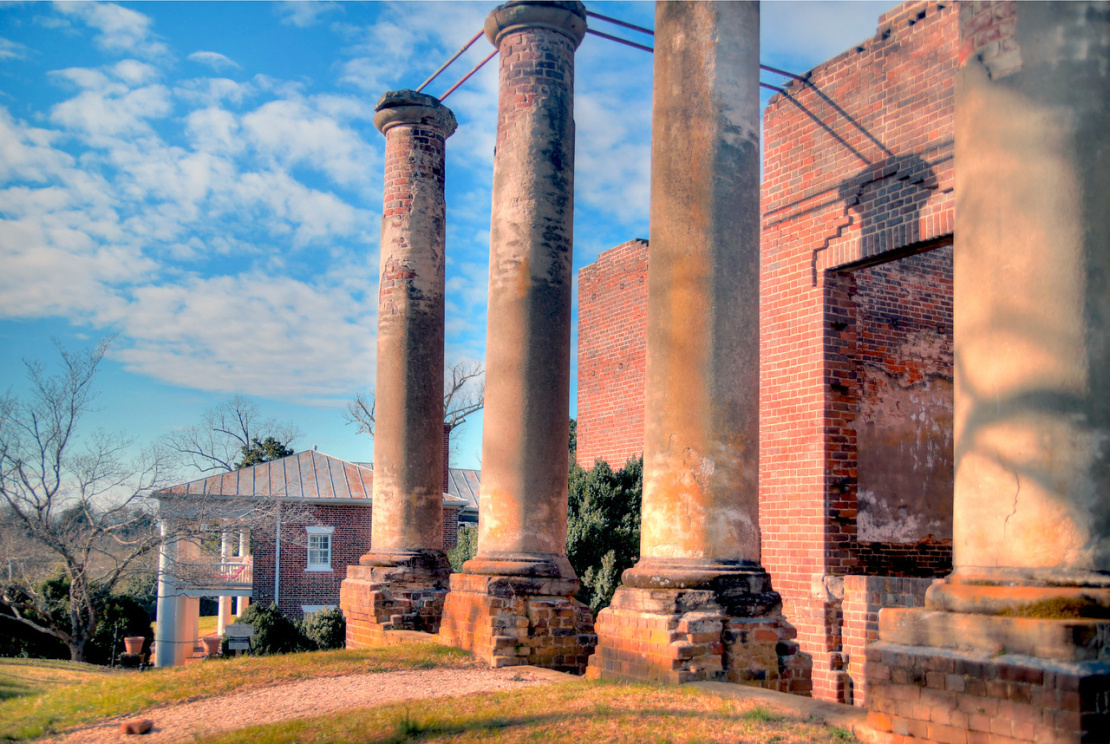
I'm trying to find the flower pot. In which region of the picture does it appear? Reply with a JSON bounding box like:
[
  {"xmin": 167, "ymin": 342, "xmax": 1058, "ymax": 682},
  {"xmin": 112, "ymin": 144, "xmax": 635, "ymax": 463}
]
[
  {"xmin": 123, "ymin": 636, "xmax": 146, "ymax": 655},
  {"xmin": 201, "ymin": 636, "xmax": 221, "ymax": 656}
]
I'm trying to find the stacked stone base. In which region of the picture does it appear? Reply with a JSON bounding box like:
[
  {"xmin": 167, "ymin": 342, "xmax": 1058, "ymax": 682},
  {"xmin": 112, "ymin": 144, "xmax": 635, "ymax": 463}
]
[
  {"xmin": 586, "ymin": 586, "xmax": 812, "ymax": 692},
  {"xmin": 340, "ymin": 565, "xmax": 448, "ymax": 648},
  {"xmin": 438, "ymin": 572, "xmax": 596, "ymax": 673},
  {"xmin": 866, "ymin": 609, "xmax": 1110, "ymax": 744}
]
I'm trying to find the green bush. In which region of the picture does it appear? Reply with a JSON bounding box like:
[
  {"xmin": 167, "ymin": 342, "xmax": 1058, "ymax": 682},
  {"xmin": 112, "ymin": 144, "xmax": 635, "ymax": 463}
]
[
  {"xmin": 0, "ymin": 572, "xmax": 151, "ymax": 663},
  {"xmin": 448, "ymin": 525, "xmax": 478, "ymax": 572},
  {"xmin": 299, "ymin": 607, "xmax": 346, "ymax": 650},
  {"xmin": 231, "ymin": 603, "xmax": 313, "ymax": 655},
  {"xmin": 567, "ymin": 457, "xmax": 643, "ymax": 613}
]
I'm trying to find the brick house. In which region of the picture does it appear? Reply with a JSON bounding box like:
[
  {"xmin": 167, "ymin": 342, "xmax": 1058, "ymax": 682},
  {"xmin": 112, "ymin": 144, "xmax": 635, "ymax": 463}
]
[
  {"xmin": 576, "ymin": 0, "xmax": 956, "ymax": 705},
  {"xmin": 152, "ymin": 449, "xmax": 473, "ymax": 666}
]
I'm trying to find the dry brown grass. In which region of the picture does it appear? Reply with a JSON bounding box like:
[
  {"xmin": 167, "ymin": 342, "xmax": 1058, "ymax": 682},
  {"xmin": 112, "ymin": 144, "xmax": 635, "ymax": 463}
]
[{"xmin": 201, "ymin": 681, "xmax": 858, "ymax": 744}]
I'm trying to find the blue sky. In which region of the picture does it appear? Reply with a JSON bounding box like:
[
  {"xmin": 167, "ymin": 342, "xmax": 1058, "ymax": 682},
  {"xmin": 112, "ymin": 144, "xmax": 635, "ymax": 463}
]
[{"xmin": 0, "ymin": 1, "xmax": 896, "ymax": 474}]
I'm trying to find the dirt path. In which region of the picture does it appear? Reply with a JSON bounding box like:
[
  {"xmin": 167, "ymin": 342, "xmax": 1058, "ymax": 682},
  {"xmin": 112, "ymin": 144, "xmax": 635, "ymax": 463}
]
[{"xmin": 40, "ymin": 667, "xmax": 564, "ymax": 743}]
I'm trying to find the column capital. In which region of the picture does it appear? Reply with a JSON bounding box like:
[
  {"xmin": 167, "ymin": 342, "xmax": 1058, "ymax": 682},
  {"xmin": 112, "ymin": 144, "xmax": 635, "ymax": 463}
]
[
  {"xmin": 373, "ymin": 89, "xmax": 457, "ymax": 137},
  {"xmin": 484, "ymin": 0, "xmax": 587, "ymax": 49}
]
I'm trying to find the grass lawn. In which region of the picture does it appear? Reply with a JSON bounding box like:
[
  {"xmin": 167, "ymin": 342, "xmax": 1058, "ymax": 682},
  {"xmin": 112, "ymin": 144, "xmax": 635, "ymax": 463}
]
[
  {"xmin": 0, "ymin": 644, "xmax": 481, "ymax": 741},
  {"xmin": 151, "ymin": 613, "xmax": 220, "ymax": 637},
  {"xmin": 199, "ymin": 682, "xmax": 858, "ymax": 744}
]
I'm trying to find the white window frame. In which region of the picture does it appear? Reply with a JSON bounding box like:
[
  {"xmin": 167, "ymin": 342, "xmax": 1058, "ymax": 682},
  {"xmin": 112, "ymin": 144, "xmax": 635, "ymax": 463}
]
[{"xmin": 305, "ymin": 525, "xmax": 334, "ymax": 572}]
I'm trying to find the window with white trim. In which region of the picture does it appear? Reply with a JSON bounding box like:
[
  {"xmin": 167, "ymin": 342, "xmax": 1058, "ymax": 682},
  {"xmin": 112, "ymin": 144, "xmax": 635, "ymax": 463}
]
[{"xmin": 305, "ymin": 526, "xmax": 334, "ymax": 571}]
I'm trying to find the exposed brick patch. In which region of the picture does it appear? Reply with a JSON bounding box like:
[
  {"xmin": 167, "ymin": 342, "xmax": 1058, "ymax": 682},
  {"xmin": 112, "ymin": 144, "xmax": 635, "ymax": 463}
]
[
  {"xmin": 439, "ymin": 573, "xmax": 596, "ymax": 674},
  {"xmin": 340, "ymin": 570, "xmax": 448, "ymax": 648},
  {"xmin": 842, "ymin": 576, "xmax": 933, "ymax": 707},
  {"xmin": 866, "ymin": 642, "xmax": 1110, "ymax": 744},
  {"xmin": 576, "ymin": 239, "xmax": 648, "ymax": 469}
]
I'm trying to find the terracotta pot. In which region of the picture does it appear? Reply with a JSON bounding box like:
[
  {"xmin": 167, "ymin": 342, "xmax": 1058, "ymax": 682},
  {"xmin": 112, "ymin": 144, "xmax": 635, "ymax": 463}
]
[
  {"xmin": 201, "ymin": 636, "xmax": 221, "ymax": 656},
  {"xmin": 123, "ymin": 636, "xmax": 146, "ymax": 655}
]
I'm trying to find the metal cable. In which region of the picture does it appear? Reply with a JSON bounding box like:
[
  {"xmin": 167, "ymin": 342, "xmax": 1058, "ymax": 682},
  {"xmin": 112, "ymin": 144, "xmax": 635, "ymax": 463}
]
[
  {"xmin": 439, "ymin": 49, "xmax": 498, "ymax": 102},
  {"xmin": 416, "ymin": 30, "xmax": 484, "ymax": 94}
]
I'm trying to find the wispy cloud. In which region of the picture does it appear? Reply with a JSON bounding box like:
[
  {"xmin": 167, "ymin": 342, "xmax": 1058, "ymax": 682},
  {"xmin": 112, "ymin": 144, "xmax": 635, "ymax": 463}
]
[
  {"xmin": 187, "ymin": 50, "xmax": 240, "ymax": 72},
  {"xmin": 0, "ymin": 37, "xmax": 30, "ymax": 60},
  {"xmin": 275, "ymin": 1, "xmax": 342, "ymax": 28},
  {"xmin": 53, "ymin": 2, "xmax": 169, "ymax": 59}
]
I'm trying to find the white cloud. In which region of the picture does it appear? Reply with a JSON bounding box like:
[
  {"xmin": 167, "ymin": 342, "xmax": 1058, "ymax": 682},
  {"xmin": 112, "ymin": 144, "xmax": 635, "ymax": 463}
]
[
  {"xmin": 110, "ymin": 271, "xmax": 376, "ymax": 401},
  {"xmin": 275, "ymin": 1, "xmax": 342, "ymax": 28},
  {"xmin": 53, "ymin": 2, "xmax": 169, "ymax": 59},
  {"xmin": 240, "ymin": 97, "xmax": 378, "ymax": 189},
  {"xmin": 187, "ymin": 51, "xmax": 240, "ymax": 72},
  {"xmin": 49, "ymin": 82, "xmax": 172, "ymax": 141},
  {"xmin": 176, "ymin": 77, "xmax": 254, "ymax": 107},
  {"xmin": 0, "ymin": 37, "xmax": 30, "ymax": 60}
]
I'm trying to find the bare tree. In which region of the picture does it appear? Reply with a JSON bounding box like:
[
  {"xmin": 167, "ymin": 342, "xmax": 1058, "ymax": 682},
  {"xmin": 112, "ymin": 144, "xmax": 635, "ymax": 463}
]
[
  {"xmin": 165, "ymin": 395, "xmax": 301, "ymax": 474},
  {"xmin": 0, "ymin": 341, "xmax": 177, "ymax": 662},
  {"xmin": 345, "ymin": 360, "xmax": 485, "ymax": 442}
]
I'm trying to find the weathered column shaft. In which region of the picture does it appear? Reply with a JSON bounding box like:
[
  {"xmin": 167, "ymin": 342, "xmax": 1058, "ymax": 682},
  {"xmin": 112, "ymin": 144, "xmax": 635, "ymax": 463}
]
[
  {"xmin": 946, "ymin": 0, "xmax": 1110, "ymax": 588},
  {"xmin": 588, "ymin": 2, "xmax": 807, "ymax": 691},
  {"xmin": 340, "ymin": 90, "xmax": 457, "ymax": 646},
  {"xmin": 438, "ymin": 1, "xmax": 596, "ymax": 674},
  {"xmin": 368, "ymin": 90, "xmax": 457, "ymax": 559},
  {"xmin": 472, "ymin": 1, "xmax": 581, "ymax": 574},
  {"xmin": 636, "ymin": 0, "xmax": 762, "ymax": 570},
  {"xmin": 866, "ymin": 5, "xmax": 1110, "ymax": 741},
  {"xmin": 217, "ymin": 530, "xmax": 232, "ymax": 636}
]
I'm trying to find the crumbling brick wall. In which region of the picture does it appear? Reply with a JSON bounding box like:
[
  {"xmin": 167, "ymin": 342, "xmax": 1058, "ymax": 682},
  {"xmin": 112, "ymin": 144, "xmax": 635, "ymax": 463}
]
[
  {"xmin": 760, "ymin": 0, "xmax": 957, "ymax": 703},
  {"xmin": 576, "ymin": 238, "xmax": 648, "ymax": 469}
]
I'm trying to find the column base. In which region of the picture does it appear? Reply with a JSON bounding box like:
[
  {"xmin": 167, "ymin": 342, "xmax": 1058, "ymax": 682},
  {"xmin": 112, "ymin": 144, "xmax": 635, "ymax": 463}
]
[
  {"xmin": 339, "ymin": 550, "xmax": 451, "ymax": 648},
  {"xmin": 866, "ymin": 607, "xmax": 1110, "ymax": 743},
  {"xmin": 437, "ymin": 571, "xmax": 596, "ymax": 673},
  {"xmin": 586, "ymin": 566, "xmax": 812, "ymax": 692}
]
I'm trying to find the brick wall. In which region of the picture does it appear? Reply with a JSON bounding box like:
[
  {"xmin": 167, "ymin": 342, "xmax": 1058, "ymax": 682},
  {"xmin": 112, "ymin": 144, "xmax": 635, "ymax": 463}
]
[
  {"xmin": 253, "ymin": 503, "xmax": 372, "ymax": 619},
  {"xmin": 759, "ymin": 0, "xmax": 956, "ymax": 704},
  {"xmin": 576, "ymin": 238, "xmax": 648, "ymax": 468},
  {"xmin": 442, "ymin": 505, "xmax": 459, "ymax": 551},
  {"xmin": 841, "ymin": 575, "xmax": 933, "ymax": 707}
]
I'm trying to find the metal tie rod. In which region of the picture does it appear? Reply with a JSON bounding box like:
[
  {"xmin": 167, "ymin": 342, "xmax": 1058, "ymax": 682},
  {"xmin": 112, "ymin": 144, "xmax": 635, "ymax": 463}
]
[{"xmin": 416, "ymin": 30, "xmax": 484, "ymax": 94}]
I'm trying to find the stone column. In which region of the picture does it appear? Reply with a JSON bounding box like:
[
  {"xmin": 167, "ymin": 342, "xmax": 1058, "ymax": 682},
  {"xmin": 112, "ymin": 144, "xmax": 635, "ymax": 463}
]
[
  {"xmin": 216, "ymin": 530, "xmax": 233, "ymax": 636},
  {"xmin": 340, "ymin": 89, "xmax": 457, "ymax": 647},
  {"xmin": 438, "ymin": 0, "xmax": 596, "ymax": 673},
  {"xmin": 587, "ymin": 1, "xmax": 807, "ymax": 690},
  {"xmin": 866, "ymin": 4, "xmax": 1110, "ymax": 742}
]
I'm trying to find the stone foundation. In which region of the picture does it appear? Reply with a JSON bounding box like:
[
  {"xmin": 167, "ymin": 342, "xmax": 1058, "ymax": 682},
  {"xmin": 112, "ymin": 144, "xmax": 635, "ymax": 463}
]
[
  {"xmin": 586, "ymin": 584, "xmax": 812, "ymax": 692},
  {"xmin": 437, "ymin": 572, "xmax": 596, "ymax": 673},
  {"xmin": 340, "ymin": 557, "xmax": 450, "ymax": 648},
  {"xmin": 865, "ymin": 609, "xmax": 1110, "ymax": 743}
]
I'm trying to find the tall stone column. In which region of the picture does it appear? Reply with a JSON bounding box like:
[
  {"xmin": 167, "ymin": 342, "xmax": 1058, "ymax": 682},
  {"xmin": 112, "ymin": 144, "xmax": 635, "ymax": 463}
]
[
  {"xmin": 438, "ymin": 0, "xmax": 596, "ymax": 673},
  {"xmin": 587, "ymin": 1, "xmax": 807, "ymax": 690},
  {"xmin": 340, "ymin": 89, "xmax": 457, "ymax": 647},
  {"xmin": 866, "ymin": 4, "xmax": 1110, "ymax": 742}
]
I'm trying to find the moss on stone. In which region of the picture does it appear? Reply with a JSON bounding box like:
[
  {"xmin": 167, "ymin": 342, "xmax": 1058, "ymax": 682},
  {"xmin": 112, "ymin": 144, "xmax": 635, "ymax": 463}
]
[{"xmin": 997, "ymin": 597, "xmax": 1110, "ymax": 619}]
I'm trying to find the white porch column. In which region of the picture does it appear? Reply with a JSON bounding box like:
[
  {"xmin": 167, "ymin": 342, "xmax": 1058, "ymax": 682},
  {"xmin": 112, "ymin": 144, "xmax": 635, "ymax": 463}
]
[
  {"xmin": 154, "ymin": 522, "xmax": 179, "ymax": 668},
  {"xmin": 217, "ymin": 530, "xmax": 233, "ymax": 636}
]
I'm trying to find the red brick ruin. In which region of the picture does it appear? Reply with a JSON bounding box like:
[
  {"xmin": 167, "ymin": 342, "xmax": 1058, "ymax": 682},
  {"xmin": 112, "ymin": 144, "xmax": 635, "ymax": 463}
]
[{"xmin": 348, "ymin": 1, "xmax": 1110, "ymax": 742}]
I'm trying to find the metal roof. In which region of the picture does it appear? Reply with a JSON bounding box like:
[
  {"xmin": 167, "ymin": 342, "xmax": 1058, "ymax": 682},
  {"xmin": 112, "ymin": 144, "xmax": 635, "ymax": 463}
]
[
  {"xmin": 446, "ymin": 468, "xmax": 481, "ymax": 511},
  {"xmin": 157, "ymin": 450, "xmax": 478, "ymax": 507}
]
